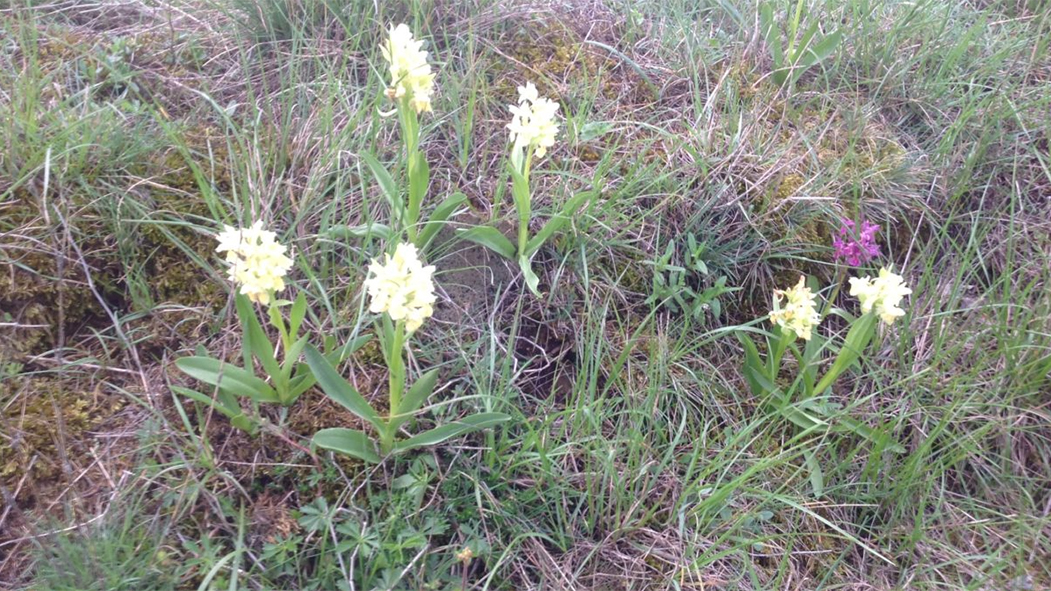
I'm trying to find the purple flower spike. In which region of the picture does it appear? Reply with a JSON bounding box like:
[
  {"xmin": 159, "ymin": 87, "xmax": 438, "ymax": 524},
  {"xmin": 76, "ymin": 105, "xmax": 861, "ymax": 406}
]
[{"xmin": 833, "ymin": 218, "xmax": 882, "ymax": 266}]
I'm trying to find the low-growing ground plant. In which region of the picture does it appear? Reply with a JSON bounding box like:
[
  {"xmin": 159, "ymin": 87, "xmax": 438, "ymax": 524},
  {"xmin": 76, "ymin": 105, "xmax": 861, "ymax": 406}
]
[{"xmin": 758, "ymin": 0, "xmax": 843, "ymax": 91}]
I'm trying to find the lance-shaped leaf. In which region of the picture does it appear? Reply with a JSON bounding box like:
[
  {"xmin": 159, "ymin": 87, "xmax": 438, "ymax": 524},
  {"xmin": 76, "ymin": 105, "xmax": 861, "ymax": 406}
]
[
  {"xmin": 235, "ymin": 294, "xmax": 280, "ymax": 379},
  {"xmin": 519, "ymin": 256, "xmax": 541, "ymax": 296},
  {"xmin": 737, "ymin": 332, "xmax": 767, "ymax": 398},
  {"xmin": 304, "ymin": 346, "xmax": 382, "ymax": 431},
  {"xmin": 313, "ymin": 428, "xmax": 381, "ymax": 463},
  {"xmin": 391, "ymin": 368, "xmax": 439, "ymax": 429},
  {"xmin": 407, "ymin": 151, "xmax": 430, "ymax": 227},
  {"xmin": 525, "ymin": 190, "xmax": 593, "ymax": 257},
  {"xmin": 508, "ymin": 161, "xmax": 532, "ymax": 224},
  {"xmin": 813, "ymin": 313, "xmax": 877, "ymax": 395},
  {"xmin": 175, "ymin": 357, "xmax": 280, "ymax": 403},
  {"xmin": 743, "ymin": 362, "xmax": 823, "ymax": 431},
  {"xmin": 171, "ymin": 386, "xmax": 257, "ymax": 434},
  {"xmin": 417, "ymin": 192, "xmax": 467, "ymax": 250},
  {"xmin": 288, "ymin": 291, "xmax": 308, "ymax": 338},
  {"xmin": 834, "ymin": 416, "xmax": 905, "ymax": 454},
  {"xmin": 459, "ymin": 226, "xmax": 516, "ymax": 260},
  {"xmin": 393, "ymin": 413, "xmax": 510, "ymax": 453},
  {"xmin": 360, "ymin": 152, "xmax": 402, "ymax": 218},
  {"xmin": 326, "ymin": 223, "xmax": 393, "ymax": 241}
]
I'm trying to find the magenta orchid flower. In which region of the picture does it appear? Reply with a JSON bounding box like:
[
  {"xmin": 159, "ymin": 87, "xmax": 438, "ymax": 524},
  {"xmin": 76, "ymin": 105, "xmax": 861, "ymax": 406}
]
[{"xmin": 833, "ymin": 218, "xmax": 881, "ymax": 266}]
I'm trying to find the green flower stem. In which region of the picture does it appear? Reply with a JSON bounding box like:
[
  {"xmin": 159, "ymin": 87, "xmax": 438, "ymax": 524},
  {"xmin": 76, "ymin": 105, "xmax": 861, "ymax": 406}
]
[
  {"xmin": 821, "ymin": 267, "xmax": 847, "ymax": 320},
  {"xmin": 399, "ymin": 97, "xmax": 422, "ymax": 243},
  {"xmin": 266, "ymin": 297, "xmax": 292, "ymax": 354},
  {"xmin": 382, "ymin": 319, "xmax": 407, "ymax": 453},
  {"xmin": 516, "ymin": 152, "xmax": 533, "ymax": 257},
  {"xmin": 264, "ymin": 296, "xmax": 293, "ymax": 405},
  {"xmin": 767, "ymin": 325, "xmax": 794, "ymax": 380}
]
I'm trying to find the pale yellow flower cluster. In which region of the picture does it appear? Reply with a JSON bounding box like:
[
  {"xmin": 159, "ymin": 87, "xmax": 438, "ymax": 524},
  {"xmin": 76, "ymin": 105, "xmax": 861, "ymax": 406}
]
[
  {"xmin": 508, "ymin": 82, "xmax": 560, "ymax": 160},
  {"xmin": 381, "ymin": 23, "xmax": 436, "ymax": 114},
  {"xmin": 215, "ymin": 221, "xmax": 294, "ymax": 305},
  {"xmin": 364, "ymin": 243, "xmax": 436, "ymax": 333},
  {"xmin": 769, "ymin": 276, "xmax": 822, "ymax": 341},
  {"xmin": 849, "ymin": 267, "xmax": 912, "ymax": 325}
]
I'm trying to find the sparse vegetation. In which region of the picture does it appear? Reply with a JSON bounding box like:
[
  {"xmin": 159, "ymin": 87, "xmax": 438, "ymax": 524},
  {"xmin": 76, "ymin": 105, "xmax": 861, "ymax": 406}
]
[{"xmin": 1, "ymin": 0, "xmax": 1049, "ymax": 589}]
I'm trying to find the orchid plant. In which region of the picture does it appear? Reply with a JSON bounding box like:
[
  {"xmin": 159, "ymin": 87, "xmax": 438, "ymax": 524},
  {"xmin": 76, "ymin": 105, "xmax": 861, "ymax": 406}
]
[
  {"xmin": 460, "ymin": 82, "xmax": 593, "ymax": 295},
  {"xmin": 172, "ymin": 222, "xmax": 367, "ymax": 433},
  {"xmin": 738, "ymin": 268, "xmax": 911, "ymax": 454},
  {"xmin": 306, "ymin": 243, "xmax": 509, "ymax": 462},
  {"xmin": 342, "ymin": 24, "xmax": 465, "ymax": 251}
]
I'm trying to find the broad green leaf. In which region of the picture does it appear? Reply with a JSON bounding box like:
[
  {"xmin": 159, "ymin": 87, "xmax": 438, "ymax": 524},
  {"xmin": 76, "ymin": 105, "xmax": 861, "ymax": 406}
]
[
  {"xmin": 417, "ymin": 192, "xmax": 467, "ymax": 250},
  {"xmin": 325, "ymin": 223, "xmax": 393, "ymax": 241},
  {"xmin": 525, "ymin": 190, "xmax": 593, "ymax": 257},
  {"xmin": 304, "ymin": 346, "xmax": 382, "ymax": 430},
  {"xmin": 459, "ymin": 226, "xmax": 516, "ymax": 260},
  {"xmin": 768, "ymin": 324, "xmax": 794, "ymax": 377},
  {"xmin": 284, "ymin": 336, "xmax": 309, "ymax": 371},
  {"xmin": 799, "ymin": 29, "xmax": 842, "ymax": 69},
  {"xmin": 577, "ymin": 121, "xmax": 614, "ymax": 142},
  {"xmin": 171, "ymin": 385, "xmax": 237, "ymax": 417},
  {"xmin": 171, "ymin": 386, "xmax": 257, "ymax": 434},
  {"xmin": 814, "ymin": 313, "xmax": 877, "ymax": 395},
  {"xmin": 407, "ymin": 151, "xmax": 429, "ymax": 226},
  {"xmin": 313, "ymin": 428, "xmax": 381, "ymax": 463},
  {"xmin": 393, "ymin": 368, "xmax": 440, "ymax": 426},
  {"xmin": 279, "ymin": 337, "xmax": 310, "ymax": 404},
  {"xmin": 230, "ymin": 414, "xmax": 256, "ymax": 433},
  {"xmin": 759, "ymin": 2, "xmax": 774, "ymax": 44},
  {"xmin": 267, "ymin": 297, "xmax": 291, "ymax": 347},
  {"xmin": 743, "ymin": 362, "xmax": 823, "ymax": 430},
  {"xmin": 378, "ymin": 315, "xmax": 396, "ymax": 367},
  {"xmin": 737, "ymin": 332, "xmax": 766, "ymax": 397},
  {"xmin": 760, "ymin": 3, "xmax": 784, "ymax": 72},
  {"xmin": 519, "ymin": 256, "xmax": 541, "ymax": 296},
  {"xmin": 288, "ymin": 291, "xmax": 307, "ymax": 338},
  {"xmin": 175, "ymin": 357, "xmax": 280, "ymax": 403},
  {"xmin": 791, "ymin": 19, "xmax": 821, "ymax": 64},
  {"xmin": 393, "ymin": 413, "xmax": 510, "ymax": 452},
  {"xmin": 800, "ymin": 331, "xmax": 825, "ymax": 397},
  {"xmin": 288, "ymin": 366, "xmax": 317, "ymax": 399},
  {"xmin": 235, "ymin": 295, "xmax": 279, "ymax": 380},
  {"xmin": 360, "ymin": 152, "xmax": 402, "ymax": 217},
  {"xmin": 778, "ymin": 402, "xmax": 824, "ymax": 431},
  {"xmin": 508, "ymin": 161, "xmax": 532, "ymax": 223}
]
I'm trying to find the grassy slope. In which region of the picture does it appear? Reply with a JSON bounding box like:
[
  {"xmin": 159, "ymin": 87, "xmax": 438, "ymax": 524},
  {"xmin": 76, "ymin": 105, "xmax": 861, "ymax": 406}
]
[{"xmin": 1, "ymin": 0, "xmax": 1049, "ymax": 589}]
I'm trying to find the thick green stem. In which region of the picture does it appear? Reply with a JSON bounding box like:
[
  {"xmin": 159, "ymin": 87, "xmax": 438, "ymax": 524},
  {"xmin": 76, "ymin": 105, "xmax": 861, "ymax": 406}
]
[
  {"xmin": 266, "ymin": 297, "xmax": 292, "ymax": 404},
  {"xmin": 381, "ymin": 320, "xmax": 406, "ymax": 454},
  {"xmin": 517, "ymin": 154, "xmax": 533, "ymax": 257},
  {"xmin": 767, "ymin": 325, "xmax": 794, "ymax": 380},
  {"xmin": 399, "ymin": 98, "xmax": 421, "ymax": 243},
  {"xmin": 821, "ymin": 267, "xmax": 847, "ymax": 320},
  {"xmin": 267, "ymin": 298, "xmax": 292, "ymax": 354}
]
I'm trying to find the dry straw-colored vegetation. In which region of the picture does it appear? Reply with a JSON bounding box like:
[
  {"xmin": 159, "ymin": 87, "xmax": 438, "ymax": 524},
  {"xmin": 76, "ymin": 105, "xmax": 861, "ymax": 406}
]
[{"xmin": 1, "ymin": 0, "xmax": 1049, "ymax": 589}]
